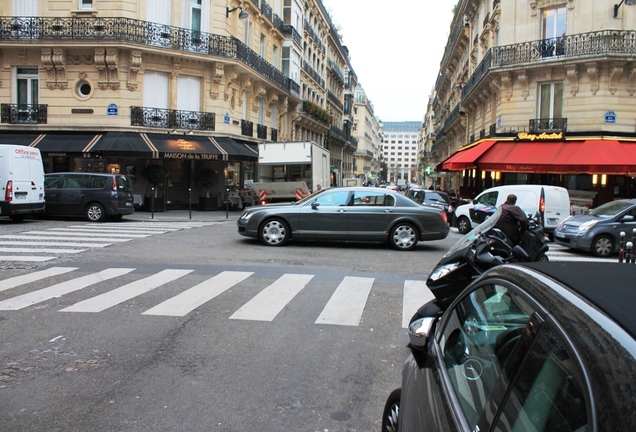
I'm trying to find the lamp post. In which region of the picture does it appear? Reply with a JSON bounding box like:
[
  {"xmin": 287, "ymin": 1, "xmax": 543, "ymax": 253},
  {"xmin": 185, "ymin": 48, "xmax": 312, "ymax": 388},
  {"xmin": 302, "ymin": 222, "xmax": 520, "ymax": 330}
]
[{"xmin": 614, "ymin": 0, "xmax": 636, "ymax": 17}]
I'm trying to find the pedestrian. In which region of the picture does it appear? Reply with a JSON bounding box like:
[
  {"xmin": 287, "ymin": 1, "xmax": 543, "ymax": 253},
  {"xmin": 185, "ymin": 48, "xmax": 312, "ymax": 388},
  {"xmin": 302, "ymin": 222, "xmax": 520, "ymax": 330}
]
[{"xmin": 495, "ymin": 194, "xmax": 529, "ymax": 246}]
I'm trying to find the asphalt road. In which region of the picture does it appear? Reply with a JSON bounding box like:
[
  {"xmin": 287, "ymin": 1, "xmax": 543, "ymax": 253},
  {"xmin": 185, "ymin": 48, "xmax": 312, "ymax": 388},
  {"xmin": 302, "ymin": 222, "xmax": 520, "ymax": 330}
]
[
  {"xmin": 0, "ymin": 214, "xmax": 459, "ymax": 431},
  {"xmin": 0, "ymin": 210, "xmax": 612, "ymax": 431}
]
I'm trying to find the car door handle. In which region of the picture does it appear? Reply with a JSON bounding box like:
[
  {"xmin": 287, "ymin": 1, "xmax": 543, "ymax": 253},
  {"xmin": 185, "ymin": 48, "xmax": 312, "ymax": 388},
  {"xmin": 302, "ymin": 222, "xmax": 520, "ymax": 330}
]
[
  {"xmin": 338, "ymin": 209, "xmax": 347, "ymax": 213},
  {"xmin": 384, "ymin": 209, "xmax": 393, "ymax": 213}
]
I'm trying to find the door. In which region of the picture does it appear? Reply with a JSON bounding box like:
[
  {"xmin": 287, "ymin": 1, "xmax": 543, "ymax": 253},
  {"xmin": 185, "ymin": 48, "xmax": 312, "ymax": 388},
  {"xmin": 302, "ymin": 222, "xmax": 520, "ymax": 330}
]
[
  {"xmin": 296, "ymin": 189, "xmax": 350, "ymax": 239},
  {"xmin": 44, "ymin": 174, "xmax": 62, "ymax": 215},
  {"xmin": 346, "ymin": 190, "xmax": 396, "ymax": 240},
  {"xmin": 16, "ymin": 67, "xmax": 39, "ymax": 122},
  {"xmin": 146, "ymin": 0, "xmax": 172, "ymax": 47},
  {"xmin": 57, "ymin": 174, "xmax": 89, "ymax": 216}
]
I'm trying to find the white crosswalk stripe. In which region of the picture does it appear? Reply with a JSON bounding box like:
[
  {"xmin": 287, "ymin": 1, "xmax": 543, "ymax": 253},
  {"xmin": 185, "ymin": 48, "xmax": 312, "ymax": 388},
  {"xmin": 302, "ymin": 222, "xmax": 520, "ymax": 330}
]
[
  {"xmin": 0, "ymin": 267, "xmax": 435, "ymax": 328},
  {"xmin": 315, "ymin": 276, "xmax": 374, "ymax": 326},
  {"xmin": 0, "ymin": 222, "xmax": 216, "ymax": 263}
]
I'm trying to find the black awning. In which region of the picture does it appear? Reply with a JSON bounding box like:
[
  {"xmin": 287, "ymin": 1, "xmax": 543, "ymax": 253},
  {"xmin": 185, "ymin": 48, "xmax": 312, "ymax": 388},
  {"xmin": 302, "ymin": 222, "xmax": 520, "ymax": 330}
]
[
  {"xmin": 31, "ymin": 133, "xmax": 100, "ymax": 156},
  {"xmin": 0, "ymin": 132, "xmax": 43, "ymax": 146},
  {"xmin": 144, "ymin": 133, "xmax": 225, "ymax": 161},
  {"xmin": 211, "ymin": 137, "xmax": 259, "ymax": 161},
  {"xmin": 86, "ymin": 132, "xmax": 155, "ymax": 158}
]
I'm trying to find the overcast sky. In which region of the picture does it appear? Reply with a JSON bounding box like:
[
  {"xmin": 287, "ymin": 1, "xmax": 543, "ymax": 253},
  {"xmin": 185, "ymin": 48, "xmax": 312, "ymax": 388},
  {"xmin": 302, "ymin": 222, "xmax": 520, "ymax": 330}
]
[{"xmin": 320, "ymin": 1, "xmax": 456, "ymax": 123}]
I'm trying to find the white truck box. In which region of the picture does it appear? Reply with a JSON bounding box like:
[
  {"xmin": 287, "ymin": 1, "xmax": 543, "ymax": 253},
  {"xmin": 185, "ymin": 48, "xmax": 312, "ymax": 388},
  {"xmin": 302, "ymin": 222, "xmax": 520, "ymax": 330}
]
[{"xmin": 0, "ymin": 144, "xmax": 46, "ymax": 221}]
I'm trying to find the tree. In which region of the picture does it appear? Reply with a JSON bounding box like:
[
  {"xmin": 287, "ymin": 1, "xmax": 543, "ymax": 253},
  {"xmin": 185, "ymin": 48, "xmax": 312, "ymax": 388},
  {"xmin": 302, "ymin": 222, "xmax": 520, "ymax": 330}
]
[
  {"xmin": 199, "ymin": 168, "xmax": 218, "ymax": 198},
  {"xmin": 141, "ymin": 164, "xmax": 169, "ymax": 198}
]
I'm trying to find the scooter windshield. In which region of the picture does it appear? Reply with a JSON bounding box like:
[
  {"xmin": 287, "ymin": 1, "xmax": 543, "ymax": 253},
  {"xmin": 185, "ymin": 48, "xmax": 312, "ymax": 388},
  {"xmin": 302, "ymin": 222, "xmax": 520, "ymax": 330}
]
[{"xmin": 443, "ymin": 207, "xmax": 504, "ymax": 257}]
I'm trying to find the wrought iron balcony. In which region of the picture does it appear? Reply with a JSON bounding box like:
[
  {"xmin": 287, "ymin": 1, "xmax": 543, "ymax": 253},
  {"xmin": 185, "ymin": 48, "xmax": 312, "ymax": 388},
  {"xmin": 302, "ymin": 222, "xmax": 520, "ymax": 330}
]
[
  {"xmin": 529, "ymin": 118, "xmax": 567, "ymax": 133},
  {"xmin": 260, "ymin": 0, "xmax": 272, "ymax": 22},
  {"xmin": 302, "ymin": 60, "xmax": 325, "ymax": 88},
  {"xmin": 0, "ymin": 16, "xmax": 298, "ymax": 97},
  {"xmin": 257, "ymin": 123, "xmax": 267, "ymax": 139},
  {"xmin": 1, "ymin": 103, "xmax": 47, "ymax": 124},
  {"xmin": 271, "ymin": 128, "xmax": 278, "ymax": 142},
  {"xmin": 241, "ymin": 119, "xmax": 254, "ymax": 137},
  {"xmin": 327, "ymin": 91, "xmax": 343, "ymax": 111},
  {"xmin": 282, "ymin": 24, "xmax": 302, "ymax": 46},
  {"xmin": 130, "ymin": 106, "xmax": 215, "ymax": 131}
]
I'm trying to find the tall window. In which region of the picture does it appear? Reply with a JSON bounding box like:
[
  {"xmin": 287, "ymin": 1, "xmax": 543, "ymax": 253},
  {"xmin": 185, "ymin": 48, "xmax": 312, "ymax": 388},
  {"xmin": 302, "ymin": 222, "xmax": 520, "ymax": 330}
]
[
  {"xmin": 260, "ymin": 34, "xmax": 266, "ymax": 58},
  {"xmin": 190, "ymin": 0, "xmax": 202, "ymax": 35},
  {"xmin": 244, "ymin": 18, "xmax": 251, "ymax": 45},
  {"xmin": 273, "ymin": 46, "xmax": 279, "ymax": 69},
  {"xmin": 258, "ymin": 98, "xmax": 265, "ymax": 125},
  {"xmin": 542, "ymin": 7, "xmax": 566, "ymax": 39},
  {"xmin": 16, "ymin": 67, "xmax": 39, "ymax": 106},
  {"xmin": 80, "ymin": 0, "xmax": 93, "ymax": 9},
  {"xmin": 539, "ymin": 82, "xmax": 564, "ymax": 120}
]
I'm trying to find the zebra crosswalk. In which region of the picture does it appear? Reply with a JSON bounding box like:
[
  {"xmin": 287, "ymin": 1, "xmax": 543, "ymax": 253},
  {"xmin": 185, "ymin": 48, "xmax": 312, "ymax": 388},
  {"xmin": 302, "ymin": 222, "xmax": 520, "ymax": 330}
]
[
  {"xmin": 0, "ymin": 267, "xmax": 432, "ymax": 329},
  {"xmin": 0, "ymin": 222, "xmax": 216, "ymax": 263}
]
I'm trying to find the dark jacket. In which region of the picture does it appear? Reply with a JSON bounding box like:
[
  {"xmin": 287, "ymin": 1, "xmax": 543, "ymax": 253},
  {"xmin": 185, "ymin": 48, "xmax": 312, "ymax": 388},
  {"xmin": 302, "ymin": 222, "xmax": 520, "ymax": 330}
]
[{"xmin": 496, "ymin": 202, "xmax": 529, "ymax": 245}]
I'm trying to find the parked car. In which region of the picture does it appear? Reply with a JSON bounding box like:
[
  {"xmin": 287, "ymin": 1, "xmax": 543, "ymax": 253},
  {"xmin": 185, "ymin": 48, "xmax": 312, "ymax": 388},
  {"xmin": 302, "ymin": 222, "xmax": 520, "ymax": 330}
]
[
  {"xmin": 454, "ymin": 185, "xmax": 571, "ymax": 238},
  {"xmin": 236, "ymin": 186, "xmax": 449, "ymax": 251},
  {"xmin": 44, "ymin": 172, "xmax": 134, "ymax": 222},
  {"xmin": 554, "ymin": 198, "xmax": 636, "ymax": 257},
  {"xmin": 382, "ymin": 261, "xmax": 636, "ymax": 432},
  {"xmin": 405, "ymin": 186, "xmax": 452, "ymax": 221}
]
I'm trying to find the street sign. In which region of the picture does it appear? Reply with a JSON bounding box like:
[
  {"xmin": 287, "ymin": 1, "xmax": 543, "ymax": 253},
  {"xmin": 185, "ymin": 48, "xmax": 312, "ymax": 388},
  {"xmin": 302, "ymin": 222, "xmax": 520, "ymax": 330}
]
[
  {"xmin": 107, "ymin": 103, "xmax": 118, "ymax": 116},
  {"xmin": 604, "ymin": 110, "xmax": 616, "ymax": 124},
  {"xmin": 224, "ymin": 113, "xmax": 230, "ymax": 124}
]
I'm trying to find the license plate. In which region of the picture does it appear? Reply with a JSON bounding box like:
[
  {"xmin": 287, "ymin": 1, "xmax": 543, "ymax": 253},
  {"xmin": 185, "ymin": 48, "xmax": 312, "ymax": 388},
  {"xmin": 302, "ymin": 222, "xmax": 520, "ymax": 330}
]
[
  {"xmin": 125, "ymin": 202, "xmax": 133, "ymax": 207},
  {"xmin": 547, "ymin": 218, "xmax": 558, "ymax": 225},
  {"xmin": 14, "ymin": 194, "xmax": 27, "ymax": 200},
  {"xmin": 555, "ymin": 232, "xmax": 566, "ymax": 239}
]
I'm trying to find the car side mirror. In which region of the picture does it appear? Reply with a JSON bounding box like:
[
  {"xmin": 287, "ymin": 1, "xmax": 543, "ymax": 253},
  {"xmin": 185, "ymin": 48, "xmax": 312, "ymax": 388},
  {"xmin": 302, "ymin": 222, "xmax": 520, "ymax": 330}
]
[
  {"xmin": 621, "ymin": 215, "xmax": 634, "ymax": 222},
  {"xmin": 409, "ymin": 316, "xmax": 437, "ymax": 349},
  {"xmin": 311, "ymin": 201, "xmax": 320, "ymax": 209}
]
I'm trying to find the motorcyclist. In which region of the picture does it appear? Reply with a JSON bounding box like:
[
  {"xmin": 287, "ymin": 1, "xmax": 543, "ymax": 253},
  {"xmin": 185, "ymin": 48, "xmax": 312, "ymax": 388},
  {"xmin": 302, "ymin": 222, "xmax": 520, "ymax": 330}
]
[{"xmin": 495, "ymin": 194, "xmax": 528, "ymax": 246}]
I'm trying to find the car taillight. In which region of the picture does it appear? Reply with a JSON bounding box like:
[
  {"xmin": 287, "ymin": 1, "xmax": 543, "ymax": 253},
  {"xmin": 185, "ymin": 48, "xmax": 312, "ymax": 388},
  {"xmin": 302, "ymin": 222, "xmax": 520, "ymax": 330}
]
[
  {"xmin": 440, "ymin": 210, "xmax": 448, "ymax": 224},
  {"xmin": 5, "ymin": 180, "xmax": 13, "ymax": 201},
  {"xmin": 111, "ymin": 177, "xmax": 117, "ymax": 191},
  {"xmin": 539, "ymin": 196, "xmax": 545, "ymax": 213}
]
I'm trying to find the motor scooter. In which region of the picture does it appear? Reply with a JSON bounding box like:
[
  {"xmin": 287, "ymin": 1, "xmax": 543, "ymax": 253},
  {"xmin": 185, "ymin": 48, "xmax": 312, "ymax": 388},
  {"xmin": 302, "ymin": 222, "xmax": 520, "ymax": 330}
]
[{"xmin": 426, "ymin": 207, "xmax": 549, "ymax": 308}]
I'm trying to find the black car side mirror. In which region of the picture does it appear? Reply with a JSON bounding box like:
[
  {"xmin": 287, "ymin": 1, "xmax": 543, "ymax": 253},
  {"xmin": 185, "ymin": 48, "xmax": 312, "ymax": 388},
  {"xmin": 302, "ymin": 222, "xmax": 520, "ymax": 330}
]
[{"xmin": 311, "ymin": 201, "xmax": 320, "ymax": 209}]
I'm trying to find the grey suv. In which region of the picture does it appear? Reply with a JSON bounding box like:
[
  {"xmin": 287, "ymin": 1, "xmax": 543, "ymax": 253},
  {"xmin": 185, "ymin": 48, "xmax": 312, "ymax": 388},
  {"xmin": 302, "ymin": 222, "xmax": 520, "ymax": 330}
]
[
  {"xmin": 405, "ymin": 187, "xmax": 452, "ymax": 221},
  {"xmin": 44, "ymin": 172, "xmax": 134, "ymax": 222}
]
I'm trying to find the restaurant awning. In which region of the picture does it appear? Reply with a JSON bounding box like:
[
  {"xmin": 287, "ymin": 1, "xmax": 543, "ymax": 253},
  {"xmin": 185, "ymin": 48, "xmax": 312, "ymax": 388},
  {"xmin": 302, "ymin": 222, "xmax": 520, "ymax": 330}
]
[
  {"xmin": 437, "ymin": 140, "xmax": 497, "ymax": 171},
  {"xmin": 0, "ymin": 132, "xmax": 258, "ymax": 161},
  {"xmin": 477, "ymin": 139, "xmax": 636, "ymax": 175}
]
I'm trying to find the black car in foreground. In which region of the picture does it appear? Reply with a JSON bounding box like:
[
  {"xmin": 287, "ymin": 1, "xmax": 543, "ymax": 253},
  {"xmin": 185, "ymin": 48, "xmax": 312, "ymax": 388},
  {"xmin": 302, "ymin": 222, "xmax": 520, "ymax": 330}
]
[
  {"xmin": 236, "ymin": 186, "xmax": 449, "ymax": 251},
  {"xmin": 383, "ymin": 261, "xmax": 636, "ymax": 431}
]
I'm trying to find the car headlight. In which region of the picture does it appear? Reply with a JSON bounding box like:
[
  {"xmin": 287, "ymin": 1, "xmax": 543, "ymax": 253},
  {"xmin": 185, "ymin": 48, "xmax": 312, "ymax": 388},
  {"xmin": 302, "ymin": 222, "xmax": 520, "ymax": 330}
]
[
  {"xmin": 428, "ymin": 262, "xmax": 460, "ymax": 282},
  {"xmin": 239, "ymin": 211, "xmax": 254, "ymax": 221},
  {"xmin": 577, "ymin": 220, "xmax": 598, "ymax": 231}
]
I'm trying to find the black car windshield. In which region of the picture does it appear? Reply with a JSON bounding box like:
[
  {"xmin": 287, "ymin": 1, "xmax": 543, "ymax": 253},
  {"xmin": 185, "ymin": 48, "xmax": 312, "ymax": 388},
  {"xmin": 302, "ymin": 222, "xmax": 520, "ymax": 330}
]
[
  {"xmin": 443, "ymin": 207, "xmax": 504, "ymax": 257},
  {"xmin": 589, "ymin": 201, "xmax": 634, "ymax": 218}
]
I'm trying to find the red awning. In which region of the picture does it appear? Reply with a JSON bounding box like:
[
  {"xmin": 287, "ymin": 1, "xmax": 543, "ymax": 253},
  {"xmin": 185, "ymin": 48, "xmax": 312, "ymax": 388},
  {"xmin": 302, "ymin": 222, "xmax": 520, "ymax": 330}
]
[
  {"xmin": 477, "ymin": 139, "xmax": 636, "ymax": 175},
  {"xmin": 437, "ymin": 140, "xmax": 497, "ymax": 171}
]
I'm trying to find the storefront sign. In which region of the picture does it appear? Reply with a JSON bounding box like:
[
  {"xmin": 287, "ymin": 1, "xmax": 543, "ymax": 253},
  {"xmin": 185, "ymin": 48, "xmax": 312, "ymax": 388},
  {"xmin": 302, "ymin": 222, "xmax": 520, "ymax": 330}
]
[
  {"xmin": 163, "ymin": 153, "xmax": 219, "ymax": 160},
  {"xmin": 72, "ymin": 108, "xmax": 94, "ymax": 114},
  {"xmin": 175, "ymin": 139, "xmax": 195, "ymax": 151},
  {"xmin": 516, "ymin": 131, "xmax": 564, "ymax": 141}
]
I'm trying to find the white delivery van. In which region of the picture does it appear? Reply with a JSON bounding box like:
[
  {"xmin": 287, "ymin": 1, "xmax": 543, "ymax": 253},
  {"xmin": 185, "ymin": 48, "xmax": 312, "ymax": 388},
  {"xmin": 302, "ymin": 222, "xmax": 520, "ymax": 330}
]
[
  {"xmin": 0, "ymin": 145, "xmax": 46, "ymax": 221},
  {"xmin": 454, "ymin": 184, "xmax": 570, "ymax": 238}
]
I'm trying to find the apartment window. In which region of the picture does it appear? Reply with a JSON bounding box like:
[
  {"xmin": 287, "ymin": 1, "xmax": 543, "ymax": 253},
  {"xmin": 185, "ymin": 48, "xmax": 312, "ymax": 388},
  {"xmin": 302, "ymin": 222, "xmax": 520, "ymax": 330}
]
[
  {"xmin": 258, "ymin": 98, "xmax": 265, "ymax": 125},
  {"xmin": 273, "ymin": 46, "xmax": 279, "ymax": 69},
  {"xmin": 80, "ymin": 0, "xmax": 93, "ymax": 9},
  {"xmin": 541, "ymin": 7, "xmax": 566, "ymax": 57},
  {"xmin": 538, "ymin": 82, "xmax": 564, "ymax": 121},
  {"xmin": 190, "ymin": 0, "xmax": 202, "ymax": 34},
  {"xmin": 260, "ymin": 34, "xmax": 266, "ymax": 58},
  {"xmin": 16, "ymin": 67, "xmax": 39, "ymax": 106},
  {"xmin": 244, "ymin": 17, "xmax": 251, "ymax": 45}
]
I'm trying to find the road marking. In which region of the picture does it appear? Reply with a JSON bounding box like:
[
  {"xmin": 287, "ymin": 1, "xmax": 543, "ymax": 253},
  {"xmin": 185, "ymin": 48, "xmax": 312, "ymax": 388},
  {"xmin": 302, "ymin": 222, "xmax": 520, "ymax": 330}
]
[
  {"xmin": 0, "ymin": 235, "xmax": 130, "ymax": 242},
  {"xmin": 0, "ymin": 240, "xmax": 111, "ymax": 248},
  {"xmin": 0, "ymin": 247, "xmax": 85, "ymax": 254},
  {"xmin": 403, "ymin": 280, "xmax": 435, "ymax": 328},
  {"xmin": 0, "ymin": 267, "xmax": 78, "ymax": 292},
  {"xmin": 60, "ymin": 269, "xmax": 193, "ymax": 313},
  {"xmin": 230, "ymin": 273, "xmax": 314, "ymax": 322},
  {"xmin": 0, "ymin": 255, "xmax": 57, "ymax": 262},
  {"xmin": 143, "ymin": 271, "xmax": 253, "ymax": 316},
  {"xmin": 49, "ymin": 228, "xmax": 171, "ymax": 235},
  {"xmin": 0, "ymin": 268, "xmax": 134, "ymax": 310},
  {"xmin": 315, "ymin": 276, "xmax": 374, "ymax": 326},
  {"xmin": 22, "ymin": 231, "xmax": 150, "ymax": 238}
]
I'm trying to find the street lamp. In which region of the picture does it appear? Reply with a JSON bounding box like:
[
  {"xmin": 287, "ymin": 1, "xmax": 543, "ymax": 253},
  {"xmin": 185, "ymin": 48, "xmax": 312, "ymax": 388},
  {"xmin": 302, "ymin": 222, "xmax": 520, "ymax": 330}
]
[
  {"xmin": 227, "ymin": 6, "xmax": 249, "ymax": 19},
  {"xmin": 614, "ymin": 0, "xmax": 636, "ymax": 17}
]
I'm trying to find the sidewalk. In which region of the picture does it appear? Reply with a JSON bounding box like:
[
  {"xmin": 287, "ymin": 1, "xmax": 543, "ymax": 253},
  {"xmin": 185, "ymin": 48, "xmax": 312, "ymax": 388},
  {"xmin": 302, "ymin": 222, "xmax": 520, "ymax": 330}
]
[{"xmin": 126, "ymin": 209, "xmax": 241, "ymax": 223}]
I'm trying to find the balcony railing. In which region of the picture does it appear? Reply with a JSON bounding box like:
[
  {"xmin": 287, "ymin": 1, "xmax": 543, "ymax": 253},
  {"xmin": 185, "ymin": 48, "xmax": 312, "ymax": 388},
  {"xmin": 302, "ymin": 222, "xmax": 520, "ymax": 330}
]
[
  {"xmin": 529, "ymin": 118, "xmax": 568, "ymax": 133},
  {"xmin": 302, "ymin": 60, "xmax": 325, "ymax": 88},
  {"xmin": 241, "ymin": 119, "xmax": 254, "ymax": 137},
  {"xmin": 1, "ymin": 103, "xmax": 47, "ymax": 124},
  {"xmin": 327, "ymin": 91, "xmax": 343, "ymax": 111},
  {"xmin": 257, "ymin": 123, "xmax": 267, "ymax": 139},
  {"xmin": 130, "ymin": 106, "xmax": 215, "ymax": 131},
  {"xmin": 260, "ymin": 0, "xmax": 273, "ymax": 22},
  {"xmin": 0, "ymin": 16, "xmax": 298, "ymax": 96},
  {"xmin": 282, "ymin": 24, "xmax": 302, "ymax": 46}
]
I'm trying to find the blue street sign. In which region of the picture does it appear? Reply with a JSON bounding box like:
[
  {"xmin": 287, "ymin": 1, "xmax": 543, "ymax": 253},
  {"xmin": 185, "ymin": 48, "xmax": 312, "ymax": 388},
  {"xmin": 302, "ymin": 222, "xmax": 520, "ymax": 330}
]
[
  {"xmin": 604, "ymin": 110, "xmax": 616, "ymax": 124},
  {"xmin": 224, "ymin": 113, "xmax": 230, "ymax": 124},
  {"xmin": 107, "ymin": 103, "xmax": 118, "ymax": 116}
]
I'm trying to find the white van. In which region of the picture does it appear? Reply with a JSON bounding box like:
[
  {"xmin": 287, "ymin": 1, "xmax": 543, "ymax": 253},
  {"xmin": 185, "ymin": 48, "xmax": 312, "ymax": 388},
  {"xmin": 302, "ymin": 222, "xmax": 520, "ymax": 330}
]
[
  {"xmin": 454, "ymin": 184, "xmax": 570, "ymax": 237},
  {"xmin": 0, "ymin": 145, "xmax": 45, "ymax": 221}
]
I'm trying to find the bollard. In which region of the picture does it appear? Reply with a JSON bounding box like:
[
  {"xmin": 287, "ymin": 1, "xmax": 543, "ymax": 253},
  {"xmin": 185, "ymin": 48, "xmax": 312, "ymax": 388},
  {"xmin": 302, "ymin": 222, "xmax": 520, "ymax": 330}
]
[
  {"xmin": 188, "ymin": 188, "xmax": 192, "ymax": 220},
  {"xmin": 625, "ymin": 242, "xmax": 634, "ymax": 264},
  {"xmin": 619, "ymin": 232, "xmax": 626, "ymax": 263},
  {"xmin": 226, "ymin": 188, "xmax": 229, "ymax": 219},
  {"xmin": 632, "ymin": 229, "xmax": 636, "ymax": 263},
  {"xmin": 151, "ymin": 187, "xmax": 155, "ymax": 219}
]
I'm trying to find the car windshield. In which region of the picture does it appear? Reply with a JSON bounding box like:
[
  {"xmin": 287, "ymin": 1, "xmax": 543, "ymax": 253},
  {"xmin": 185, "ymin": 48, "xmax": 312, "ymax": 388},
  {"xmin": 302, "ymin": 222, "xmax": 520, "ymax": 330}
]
[
  {"xmin": 589, "ymin": 201, "xmax": 633, "ymax": 218},
  {"xmin": 443, "ymin": 207, "xmax": 504, "ymax": 257},
  {"xmin": 294, "ymin": 188, "xmax": 328, "ymax": 205}
]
